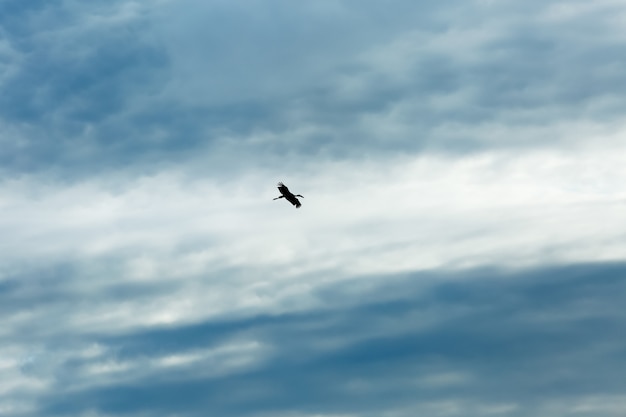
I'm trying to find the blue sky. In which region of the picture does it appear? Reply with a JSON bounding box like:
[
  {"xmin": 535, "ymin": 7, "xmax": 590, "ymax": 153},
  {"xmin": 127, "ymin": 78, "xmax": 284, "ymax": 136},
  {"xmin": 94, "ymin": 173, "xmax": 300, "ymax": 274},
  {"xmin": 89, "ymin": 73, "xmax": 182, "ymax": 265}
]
[{"xmin": 1, "ymin": 1, "xmax": 626, "ymax": 416}]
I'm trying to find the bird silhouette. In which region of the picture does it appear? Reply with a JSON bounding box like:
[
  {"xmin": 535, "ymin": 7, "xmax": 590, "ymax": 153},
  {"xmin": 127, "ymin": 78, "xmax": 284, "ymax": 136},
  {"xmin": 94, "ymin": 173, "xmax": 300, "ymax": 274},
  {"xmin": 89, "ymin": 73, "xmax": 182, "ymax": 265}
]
[{"xmin": 273, "ymin": 182, "xmax": 303, "ymax": 208}]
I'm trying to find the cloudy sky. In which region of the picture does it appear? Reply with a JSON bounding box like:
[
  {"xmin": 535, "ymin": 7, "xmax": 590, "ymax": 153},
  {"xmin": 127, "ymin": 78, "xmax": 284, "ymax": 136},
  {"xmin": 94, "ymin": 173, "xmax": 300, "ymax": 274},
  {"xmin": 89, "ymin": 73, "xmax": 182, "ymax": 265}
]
[{"xmin": 1, "ymin": 0, "xmax": 626, "ymax": 416}]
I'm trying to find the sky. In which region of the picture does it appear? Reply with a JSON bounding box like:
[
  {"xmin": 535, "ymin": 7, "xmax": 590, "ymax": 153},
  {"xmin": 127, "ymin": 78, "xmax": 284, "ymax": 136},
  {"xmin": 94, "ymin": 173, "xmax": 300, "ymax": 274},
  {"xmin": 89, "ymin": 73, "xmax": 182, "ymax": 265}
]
[{"xmin": 1, "ymin": 0, "xmax": 626, "ymax": 416}]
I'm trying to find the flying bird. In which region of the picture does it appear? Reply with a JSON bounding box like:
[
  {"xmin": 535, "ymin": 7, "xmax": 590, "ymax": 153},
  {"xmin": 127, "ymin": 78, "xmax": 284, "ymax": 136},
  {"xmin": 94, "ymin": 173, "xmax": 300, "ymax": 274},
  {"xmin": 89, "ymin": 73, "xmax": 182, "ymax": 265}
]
[{"xmin": 273, "ymin": 182, "xmax": 303, "ymax": 208}]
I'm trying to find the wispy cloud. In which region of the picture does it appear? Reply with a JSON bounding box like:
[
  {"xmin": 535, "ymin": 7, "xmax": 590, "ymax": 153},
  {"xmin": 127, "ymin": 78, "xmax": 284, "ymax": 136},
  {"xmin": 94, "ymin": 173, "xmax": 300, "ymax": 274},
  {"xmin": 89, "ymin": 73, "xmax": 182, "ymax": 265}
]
[
  {"xmin": 2, "ymin": 0, "xmax": 626, "ymax": 179},
  {"xmin": 4, "ymin": 263, "xmax": 623, "ymax": 417}
]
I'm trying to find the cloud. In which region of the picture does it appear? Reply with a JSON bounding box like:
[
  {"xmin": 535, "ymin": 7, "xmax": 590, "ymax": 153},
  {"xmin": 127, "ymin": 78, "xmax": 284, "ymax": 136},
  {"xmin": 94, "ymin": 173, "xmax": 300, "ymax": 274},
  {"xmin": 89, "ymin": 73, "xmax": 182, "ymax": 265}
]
[
  {"xmin": 1, "ymin": 1, "xmax": 625, "ymax": 416},
  {"xmin": 0, "ymin": 0, "xmax": 167, "ymax": 177},
  {"xmin": 2, "ymin": 0, "xmax": 626, "ymax": 180},
  {"xmin": 3, "ymin": 262, "xmax": 621, "ymax": 417}
]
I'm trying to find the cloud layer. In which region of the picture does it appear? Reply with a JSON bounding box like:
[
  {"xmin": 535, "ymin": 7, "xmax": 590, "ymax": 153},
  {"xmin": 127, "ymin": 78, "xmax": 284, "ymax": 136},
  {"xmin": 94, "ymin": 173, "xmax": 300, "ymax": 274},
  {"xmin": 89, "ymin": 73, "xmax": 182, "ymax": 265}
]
[
  {"xmin": 4, "ymin": 262, "xmax": 626, "ymax": 417},
  {"xmin": 1, "ymin": 0, "xmax": 625, "ymax": 416},
  {"xmin": 2, "ymin": 0, "xmax": 626, "ymax": 178}
]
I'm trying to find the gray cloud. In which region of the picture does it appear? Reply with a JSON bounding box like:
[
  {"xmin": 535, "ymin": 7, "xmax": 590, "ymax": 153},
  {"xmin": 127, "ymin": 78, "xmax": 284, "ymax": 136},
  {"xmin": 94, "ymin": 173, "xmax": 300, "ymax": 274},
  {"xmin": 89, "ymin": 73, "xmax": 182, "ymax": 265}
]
[
  {"xmin": 0, "ymin": 0, "xmax": 167, "ymax": 177},
  {"xmin": 3, "ymin": 262, "xmax": 621, "ymax": 417},
  {"xmin": 2, "ymin": 0, "xmax": 626, "ymax": 181}
]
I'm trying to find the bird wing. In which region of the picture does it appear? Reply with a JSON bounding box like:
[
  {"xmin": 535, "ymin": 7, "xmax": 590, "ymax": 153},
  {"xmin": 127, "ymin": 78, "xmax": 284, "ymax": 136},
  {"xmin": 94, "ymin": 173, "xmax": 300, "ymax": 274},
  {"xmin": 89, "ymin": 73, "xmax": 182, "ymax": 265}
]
[{"xmin": 286, "ymin": 195, "xmax": 302, "ymax": 208}]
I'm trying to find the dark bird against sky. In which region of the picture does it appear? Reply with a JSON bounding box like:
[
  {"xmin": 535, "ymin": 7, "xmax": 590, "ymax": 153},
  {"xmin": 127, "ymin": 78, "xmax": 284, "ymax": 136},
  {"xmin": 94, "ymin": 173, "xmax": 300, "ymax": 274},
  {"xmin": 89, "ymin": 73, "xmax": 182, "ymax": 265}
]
[{"xmin": 273, "ymin": 182, "xmax": 303, "ymax": 208}]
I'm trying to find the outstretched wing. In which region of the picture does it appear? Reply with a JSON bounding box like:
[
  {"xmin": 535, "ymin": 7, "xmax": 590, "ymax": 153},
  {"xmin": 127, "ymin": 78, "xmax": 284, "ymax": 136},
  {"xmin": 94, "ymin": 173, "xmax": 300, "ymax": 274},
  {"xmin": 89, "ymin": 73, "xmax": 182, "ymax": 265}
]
[{"xmin": 285, "ymin": 195, "xmax": 302, "ymax": 208}]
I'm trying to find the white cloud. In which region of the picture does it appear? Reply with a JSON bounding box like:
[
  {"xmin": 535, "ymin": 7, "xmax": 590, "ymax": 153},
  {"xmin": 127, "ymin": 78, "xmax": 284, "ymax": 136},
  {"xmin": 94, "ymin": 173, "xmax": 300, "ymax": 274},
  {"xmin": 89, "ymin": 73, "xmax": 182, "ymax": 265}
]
[
  {"xmin": 3, "ymin": 133, "xmax": 625, "ymax": 271},
  {"xmin": 1, "ymin": 138, "xmax": 624, "ymax": 341}
]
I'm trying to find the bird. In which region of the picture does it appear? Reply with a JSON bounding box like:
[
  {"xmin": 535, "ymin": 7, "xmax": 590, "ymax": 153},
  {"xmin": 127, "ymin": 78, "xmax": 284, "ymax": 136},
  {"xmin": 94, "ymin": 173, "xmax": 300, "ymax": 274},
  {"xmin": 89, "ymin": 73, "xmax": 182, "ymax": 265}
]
[{"xmin": 273, "ymin": 182, "xmax": 303, "ymax": 208}]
